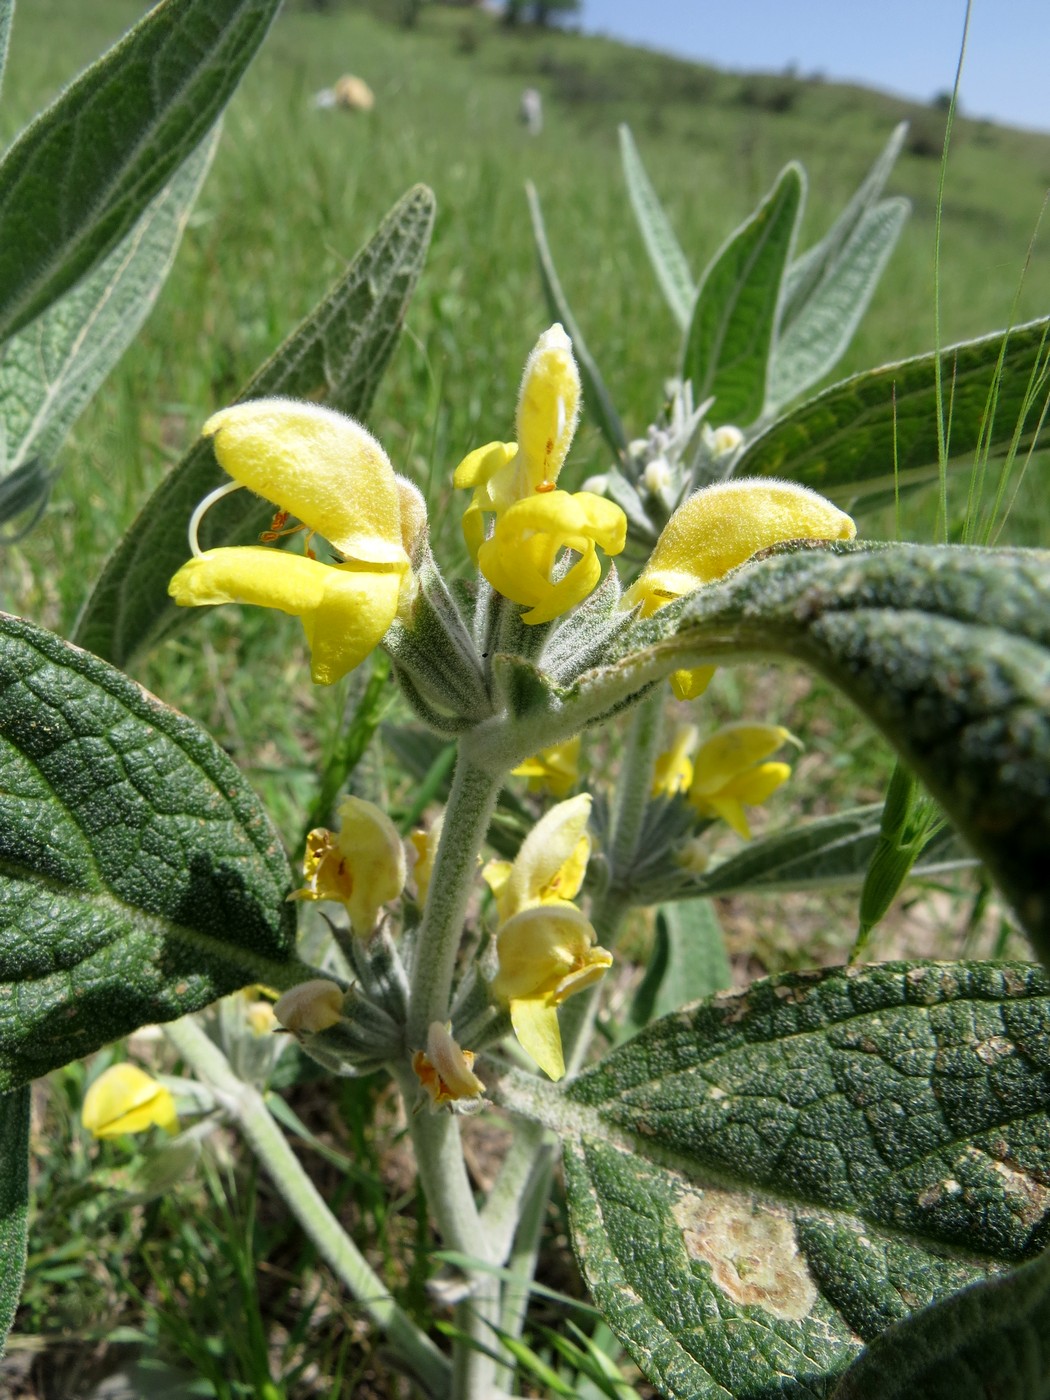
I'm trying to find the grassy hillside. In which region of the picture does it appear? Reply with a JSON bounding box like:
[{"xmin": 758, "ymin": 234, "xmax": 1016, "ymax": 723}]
[{"xmin": 2, "ymin": 0, "xmax": 1048, "ymax": 621}]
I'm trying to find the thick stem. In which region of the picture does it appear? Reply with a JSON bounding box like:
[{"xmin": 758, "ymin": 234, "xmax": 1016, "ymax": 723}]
[
  {"xmin": 163, "ymin": 1017, "xmax": 449, "ymax": 1397},
  {"xmin": 407, "ymin": 751, "xmax": 503, "ymax": 1046},
  {"xmin": 394, "ymin": 1064, "xmax": 503, "ymax": 1400},
  {"xmin": 609, "ymin": 687, "xmax": 665, "ymax": 879}
]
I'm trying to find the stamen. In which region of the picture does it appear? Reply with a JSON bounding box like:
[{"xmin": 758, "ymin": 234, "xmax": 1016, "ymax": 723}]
[{"xmin": 188, "ymin": 480, "xmax": 245, "ymax": 558}]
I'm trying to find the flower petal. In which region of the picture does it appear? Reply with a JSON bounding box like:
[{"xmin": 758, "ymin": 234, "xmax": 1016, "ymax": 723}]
[
  {"xmin": 82, "ymin": 1064, "xmax": 178, "ymax": 1138},
  {"xmin": 509, "ymin": 996, "xmax": 566, "ymax": 1081},
  {"xmin": 515, "ymin": 323, "xmax": 581, "ymax": 493},
  {"xmin": 490, "ymin": 903, "xmax": 597, "ymax": 1002},
  {"xmin": 204, "ymin": 400, "xmax": 408, "ymax": 567},
  {"xmin": 477, "ymin": 490, "xmax": 624, "ymax": 625},
  {"xmin": 623, "ymin": 478, "xmax": 856, "ymax": 617},
  {"xmin": 501, "ymin": 793, "xmax": 593, "ymax": 921},
  {"xmin": 689, "ymin": 724, "xmax": 792, "ymax": 797},
  {"xmin": 302, "ymin": 566, "xmax": 403, "ymax": 685}
]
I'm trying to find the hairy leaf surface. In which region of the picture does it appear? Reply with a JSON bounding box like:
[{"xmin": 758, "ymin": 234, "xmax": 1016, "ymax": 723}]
[
  {"xmin": 496, "ymin": 962, "xmax": 1050, "ymax": 1400},
  {"xmin": 682, "ymin": 164, "xmax": 803, "ymax": 426},
  {"xmin": 833, "ymin": 1246, "xmax": 1050, "ymax": 1400},
  {"xmin": 0, "ymin": 614, "xmax": 300, "ymax": 1091},
  {"xmin": 619, "ymin": 125, "xmax": 694, "ymax": 331},
  {"xmin": 738, "ymin": 318, "xmax": 1050, "ymax": 497},
  {"xmin": 0, "ymin": 0, "xmax": 280, "ymax": 342},
  {"xmin": 575, "ymin": 544, "xmax": 1049, "ymax": 953},
  {"xmin": 74, "ymin": 184, "xmax": 435, "ymax": 666},
  {"xmin": 0, "ymin": 131, "xmax": 217, "ymax": 530},
  {"xmin": 0, "ymin": 1086, "xmax": 29, "ymax": 1355}
]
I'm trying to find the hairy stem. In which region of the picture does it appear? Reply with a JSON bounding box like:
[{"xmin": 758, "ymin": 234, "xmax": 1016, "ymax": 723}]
[
  {"xmin": 163, "ymin": 1016, "xmax": 449, "ymax": 1396},
  {"xmin": 407, "ymin": 750, "xmax": 502, "ymax": 1045}
]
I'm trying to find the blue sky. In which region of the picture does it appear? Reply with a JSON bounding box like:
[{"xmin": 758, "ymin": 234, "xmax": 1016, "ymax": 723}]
[{"xmin": 579, "ymin": 2, "xmax": 1050, "ymax": 133}]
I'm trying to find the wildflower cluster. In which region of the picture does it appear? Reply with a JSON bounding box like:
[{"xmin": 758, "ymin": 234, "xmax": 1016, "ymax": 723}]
[{"xmin": 165, "ymin": 322, "xmax": 856, "ymax": 1099}]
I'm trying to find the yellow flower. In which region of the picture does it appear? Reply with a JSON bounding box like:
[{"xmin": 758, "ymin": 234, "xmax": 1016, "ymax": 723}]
[
  {"xmin": 412, "ymin": 1022, "xmax": 485, "ymax": 1108},
  {"xmin": 512, "ymin": 736, "xmax": 581, "ymax": 797},
  {"xmin": 651, "ymin": 723, "xmax": 699, "ymax": 797},
  {"xmin": 82, "ymin": 1064, "xmax": 178, "ymax": 1139},
  {"xmin": 622, "ymin": 478, "xmax": 856, "ymax": 699},
  {"xmin": 454, "ymin": 325, "xmax": 626, "ymax": 623},
  {"xmin": 290, "ymin": 795, "xmax": 407, "ymax": 937},
  {"xmin": 407, "ymin": 814, "xmax": 444, "ymax": 905},
  {"xmin": 168, "ymin": 400, "xmax": 418, "ymax": 685},
  {"xmin": 487, "ymin": 794, "xmax": 611, "ymax": 1080},
  {"xmin": 273, "ymin": 979, "xmax": 346, "ymax": 1034},
  {"xmin": 687, "ymin": 723, "xmax": 794, "ymax": 839},
  {"xmin": 491, "ymin": 906, "xmax": 612, "ymax": 1081}
]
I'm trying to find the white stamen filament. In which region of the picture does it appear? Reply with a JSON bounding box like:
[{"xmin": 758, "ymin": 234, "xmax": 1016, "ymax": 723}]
[{"xmin": 188, "ymin": 480, "xmax": 245, "ymax": 558}]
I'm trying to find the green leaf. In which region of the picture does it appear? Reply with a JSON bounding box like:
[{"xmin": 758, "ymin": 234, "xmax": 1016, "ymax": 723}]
[
  {"xmin": 624, "ymin": 899, "xmax": 730, "ymax": 1037},
  {"xmin": 669, "ymin": 804, "xmax": 967, "ymax": 902},
  {"xmin": 0, "ymin": 1086, "xmax": 29, "ymax": 1356},
  {"xmin": 495, "ymin": 961, "xmax": 1050, "ymax": 1400},
  {"xmin": 768, "ymin": 198, "xmax": 909, "ymax": 413},
  {"xmin": 618, "ymin": 125, "xmax": 694, "ymax": 331},
  {"xmin": 855, "ymin": 761, "xmax": 946, "ymax": 957},
  {"xmin": 736, "ymin": 317, "xmax": 1050, "ymax": 498},
  {"xmin": 778, "ymin": 123, "xmax": 907, "ymax": 334},
  {"xmin": 525, "ymin": 181, "xmax": 628, "ymax": 459},
  {"xmin": 832, "ymin": 1247, "xmax": 1050, "ymax": 1400},
  {"xmin": 0, "ymin": 612, "xmax": 304, "ymax": 1092},
  {"xmin": 0, "ymin": 0, "xmax": 12, "ymax": 103},
  {"xmin": 0, "ymin": 0, "xmax": 281, "ymax": 344},
  {"xmin": 74, "ymin": 183, "xmax": 435, "ymax": 666},
  {"xmin": 590, "ymin": 543, "xmax": 1050, "ymax": 956},
  {"xmin": 0, "ymin": 129, "xmax": 218, "ymax": 533},
  {"xmin": 682, "ymin": 164, "xmax": 804, "ymax": 427}
]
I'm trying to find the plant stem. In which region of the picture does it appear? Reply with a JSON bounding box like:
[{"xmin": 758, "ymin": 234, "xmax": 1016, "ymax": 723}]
[
  {"xmin": 394, "ymin": 1063, "xmax": 504, "ymax": 1399},
  {"xmin": 407, "ymin": 750, "xmax": 503, "ymax": 1046},
  {"xmin": 163, "ymin": 1016, "xmax": 450, "ymax": 1397},
  {"xmin": 609, "ymin": 687, "xmax": 664, "ymax": 879}
]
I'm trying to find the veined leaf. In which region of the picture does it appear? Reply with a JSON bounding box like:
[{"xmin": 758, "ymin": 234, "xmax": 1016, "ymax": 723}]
[
  {"xmin": 74, "ymin": 183, "xmax": 435, "ymax": 666},
  {"xmin": 833, "ymin": 1245, "xmax": 1050, "ymax": 1400},
  {"xmin": 768, "ymin": 198, "xmax": 909, "ymax": 413},
  {"xmin": 682, "ymin": 163, "xmax": 803, "ymax": 427},
  {"xmin": 526, "ymin": 181, "xmax": 628, "ymax": 458},
  {"xmin": 737, "ymin": 317, "xmax": 1050, "ymax": 498},
  {"xmin": 626, "ymin": 803, "xmax": 968, "ymax": 909},
  {"xmin": 505, "ymin": 544, "xmax": 1049, "ymax": 956},
  {"xmin": 619, "ymin": 125, "xmax": 694, "ymax": 331},
  {"xmin": 778, "ymin": 123, "xmax": 907, "ymax": 334},
  {"xmin": 495, "ymin": 961, "xmax": 1050, "ymax": 1400},
  {"xmin": 0, "ymin": 0, "xmax": 281, "ymax": 343},
  {"xmin": 0, "ymin": 1086, "xmax": 29, "ymax": 1356},
  {"xmin": 645, "ymin": 544, "xmax": 1050, "ymax": 953},
  {"xmin": 0, "ymin": 612, "xmax": 307, "ymax": 1092},
  {"xmin": 0, "ymin": 128, "xmax": 218, "ymax": 533}
]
